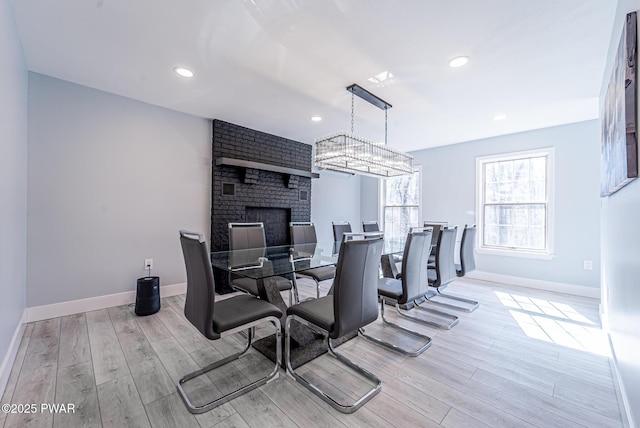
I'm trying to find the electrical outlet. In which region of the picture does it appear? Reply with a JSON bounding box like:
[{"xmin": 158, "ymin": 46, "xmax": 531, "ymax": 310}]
[
  {"xmin": 583, "ymin": 260, "xmax": 593, "ymax": 271},
  {"xmin": 145, "ymin": 258, "xmax": 153, "ymax": 270}
]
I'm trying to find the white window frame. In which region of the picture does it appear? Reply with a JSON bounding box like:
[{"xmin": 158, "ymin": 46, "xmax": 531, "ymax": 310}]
[
  {"xmin": 378, "ymin": 165, "xmax": 422, "ymax": 239},
  {"xmin": 476, "ymin": 148, "xmax": 555, "ymax": 260}
]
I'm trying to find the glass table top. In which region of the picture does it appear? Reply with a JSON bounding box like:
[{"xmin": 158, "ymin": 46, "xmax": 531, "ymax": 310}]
[
  {"xmin": 210, "ymin": 239, "xmax": 406, "ymax": 280},
  {"xmin": 210, "ymin": 242, "xmax": 336, "ymax": 280}
]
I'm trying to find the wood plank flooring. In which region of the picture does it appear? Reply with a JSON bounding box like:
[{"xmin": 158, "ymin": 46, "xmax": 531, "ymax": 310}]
[{"xmin": 0, "ymin": 277, "xmax": 630, "ymax": 428}]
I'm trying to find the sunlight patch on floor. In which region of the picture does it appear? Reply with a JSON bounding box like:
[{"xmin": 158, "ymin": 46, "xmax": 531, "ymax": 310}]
[
  {"xmin": 495, "ymin": 291, "xmax": 595, "ymax": 324},
  {"xmin": 495, "ymin": 291, "xmax": 610, "ymax": 357}
]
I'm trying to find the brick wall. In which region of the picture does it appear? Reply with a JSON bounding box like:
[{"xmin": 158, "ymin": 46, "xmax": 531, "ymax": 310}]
[{"xmin": 211, "ymin": 119, "xmax": 313, "ymax": 292}]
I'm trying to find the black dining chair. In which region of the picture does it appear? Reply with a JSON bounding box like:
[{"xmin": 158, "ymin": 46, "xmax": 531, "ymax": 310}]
[
  {"xmin": 290, "ymin": 222, "xmax": 336, "ymax": 299},
  {"xmin": 378, "ymin": 225, "xmax": 457, "ymax": 329},
  {"xmin": 425, "ymin": 225, "xmax": 479, "ymax": 312},
  {"xmin": 457, "ymin": 224, "xmax": 477, "ymax": 277},
  {"xmin": 285, "ymin": 233, "xmax": 384, "ymax": 414},
  {"xmin": 359, "ymin": 227, "xmax": 437, "ymax": 355},
  {"xmin": 424, "ymin": 221, "xmax": 448, "ymax": 265},
  {"xmin": 362, "ymin": 221, "xmax": 380, "ymax": 233},
  {"xmin": 228, "ymin": 222, "xmax": 294, "ymax": 305},
  {"xmin": 332, "ymin": 221, "xmax": 352, "ymax": 256},
  {"xmin": 177, "ymin": 230, "xmax": 282, "ymax": 414},
  {"xmin": 332, "ymin": 221, "xmax": 352, "ymax": 242},
  {"xmin": 381, "ymin": 222, "xmax": 443, "ymax": 280}
]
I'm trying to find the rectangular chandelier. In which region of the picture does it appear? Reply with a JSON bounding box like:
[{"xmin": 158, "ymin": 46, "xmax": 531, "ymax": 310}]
[
  {"xmin": 315, "ymin": 132, "xmax": 414, "ymax": 177},
  {"xmin": 314, "ymin": 84, "xmax": 413, "ymax": 178}
]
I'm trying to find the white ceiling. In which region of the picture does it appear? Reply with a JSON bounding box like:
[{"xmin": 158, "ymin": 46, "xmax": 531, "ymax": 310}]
[{"xmin": 10, "ymin": 0, "xmax": 618, "ymax": 152}]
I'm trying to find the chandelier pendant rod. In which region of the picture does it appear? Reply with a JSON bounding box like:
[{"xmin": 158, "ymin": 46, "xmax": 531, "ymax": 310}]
[
  {"xmin": 314, "ymin": 83, "xmax": 412, "ymax": 178},
  {"xmin": 346, "ymin": 84, "xmax": 392, "ymax": 110},
  {"xmin": 351, "ymin": 91, "xmax": 355, "ymax": 135},
  {"xmin": 347, "ymin": 83, "xmax": 391, "ymax": 146}
]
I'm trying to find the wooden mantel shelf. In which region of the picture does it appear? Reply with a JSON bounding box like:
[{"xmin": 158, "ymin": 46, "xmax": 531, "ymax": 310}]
[{"xmin": 215, "ymin": 157, "xmax": 319, "ymax": 179}]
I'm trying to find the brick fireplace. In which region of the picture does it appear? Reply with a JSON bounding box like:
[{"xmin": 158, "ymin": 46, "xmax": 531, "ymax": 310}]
[{"xmin": 211, "ymin": 120, "xmax": 316, "ymax": 292}]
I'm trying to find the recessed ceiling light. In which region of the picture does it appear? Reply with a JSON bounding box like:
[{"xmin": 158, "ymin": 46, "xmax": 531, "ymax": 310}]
[
  {"xmin": 174, "ymin": 67, "xmax": 194, "ymax": 78},
  {"xmin": 448, "ymin": 56, "xmax": 470, "ymax": 68},
  {"xmin": 310, "ymin": 116, "xmax": 322, "ymax": 122},
  {"xmin": 368, "ymin": 70, "xmax": 394, "ymax": 83},
  {"xmin": 493, "ymin": 114, "xmax": 507, "ymax": 121}
]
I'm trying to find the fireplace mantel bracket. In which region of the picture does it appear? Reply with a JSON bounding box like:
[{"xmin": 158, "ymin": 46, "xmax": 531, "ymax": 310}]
[{"xmin": 215, "ymin": 157, "xmax": 320, "ymax": 179}]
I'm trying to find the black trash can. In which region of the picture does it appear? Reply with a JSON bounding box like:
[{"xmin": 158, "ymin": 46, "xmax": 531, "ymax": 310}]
[{"xmin": 135, "ymin": 276, "xmax": 160, "ymax": 316}]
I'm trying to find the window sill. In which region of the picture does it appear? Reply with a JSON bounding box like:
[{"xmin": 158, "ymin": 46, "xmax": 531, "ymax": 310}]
[{"xmin": 476, "ymin": 247, "xmax": 555, "ymax": 260}]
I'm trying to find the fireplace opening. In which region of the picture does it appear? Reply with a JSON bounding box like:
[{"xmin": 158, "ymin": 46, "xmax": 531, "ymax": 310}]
[{"xmin": 245, "ymin": 207, "xmax": 291, "ymax": 247}]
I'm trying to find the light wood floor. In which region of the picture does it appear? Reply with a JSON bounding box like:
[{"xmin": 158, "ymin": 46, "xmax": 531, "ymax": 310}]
[{"xmin": 0, "ymin": 277, "xmax": 630, "ymax": 428}]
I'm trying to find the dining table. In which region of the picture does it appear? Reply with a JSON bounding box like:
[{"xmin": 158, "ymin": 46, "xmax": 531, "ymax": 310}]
[
  {"xmin": 211, "ymin": 241, "xmax": 340, "ymax": 368},
  {"xmin": 209, "ymin": 237, "xmax": 419, "ymax": 368}
]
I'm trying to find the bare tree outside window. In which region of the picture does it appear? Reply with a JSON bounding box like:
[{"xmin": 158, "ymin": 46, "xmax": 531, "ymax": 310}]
[
  {"xmin": 382, "ymin": 168, "xmax": 421, "ymax": 243},
  {"xmin": 478, "ymin": 150, "xmax": 552, "ymax": 254}
]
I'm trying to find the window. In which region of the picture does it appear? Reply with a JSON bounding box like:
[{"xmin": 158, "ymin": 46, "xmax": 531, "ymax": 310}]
[
  {"xmin": 477, "ymin": 149, "xmax": 554, "ymax": 258},
  {"xmin": 381, "ymin": 167, "xmax": 421, "ymax": 242}
]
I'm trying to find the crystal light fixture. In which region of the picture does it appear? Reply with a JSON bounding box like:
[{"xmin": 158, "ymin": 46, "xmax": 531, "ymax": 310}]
[{"xmin": 314, "ymin": 84, "xmax": 413, "ymax": 178}]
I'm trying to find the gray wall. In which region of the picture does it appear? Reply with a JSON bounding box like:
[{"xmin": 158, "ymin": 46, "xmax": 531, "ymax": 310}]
[
  {"xmin": 311, "ymin": 170, "xmax": 361, "ymax": 243},
  {"xmin": 365, "ymin": 120, "xmax": 601, "ymax": 289},
  {"xmin": 601, "ymin": 1, "xmax": 640, "ymax": 424},
  {"xmin": 0, "ymin": 0, "xmax": 27, "ymax": 382},
  {"xmin": 360, "ymin": 176, "xmax": 380, "ymax": 226},
  {"xmin": 25, "ymin": 71, "xmax": 364, "ymax": 307},
  {"xmin": 27, "ymin": 73, "xmax": 211, "ymax": 307}
]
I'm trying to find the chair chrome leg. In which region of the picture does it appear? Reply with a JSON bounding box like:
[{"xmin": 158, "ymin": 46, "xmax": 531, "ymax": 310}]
[
  {"xmin": 290, "ymin": 275, "xmax": 300, "ymax": 305},
  {"xmin": 177, "ymin": 317, "xmax": 281, "ymax": 414},
  {"xmin": 400, "ymin": 300, "xmax": 460, "ymax": 330},
  {"xmin": 285, "ymin": 315, "xmax": 381, "ymax": 414},
  {"xmin": 359, "ymin": 300, "xmax": 432, "ymax": 357},
  {"xmin": 423, "ymin": 287, "xmax": 479, "ymax": 312},
  {"xmin": 237, "ymin": 326, "xmax": 252, "ymax": 341},
  {"xmin": 294, "ymin": 273, "xmax": 322, "ymax": 300}
]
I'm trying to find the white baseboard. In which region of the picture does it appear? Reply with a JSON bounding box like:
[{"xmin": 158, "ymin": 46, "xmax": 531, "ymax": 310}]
[
  {"xmin": 608, "ymin": 334, "xmax": 636, "ymax": 428},
  {"xmin": 465, "ymin": 271, "xmax": 600, "ymax": 299},
  {"xmin": 26, "ymin": 282, "xmax": 187, "ymax": 323},
  {"xmin": 0, "ymin": 310, "xmax": 27, "ymax": 398}
]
